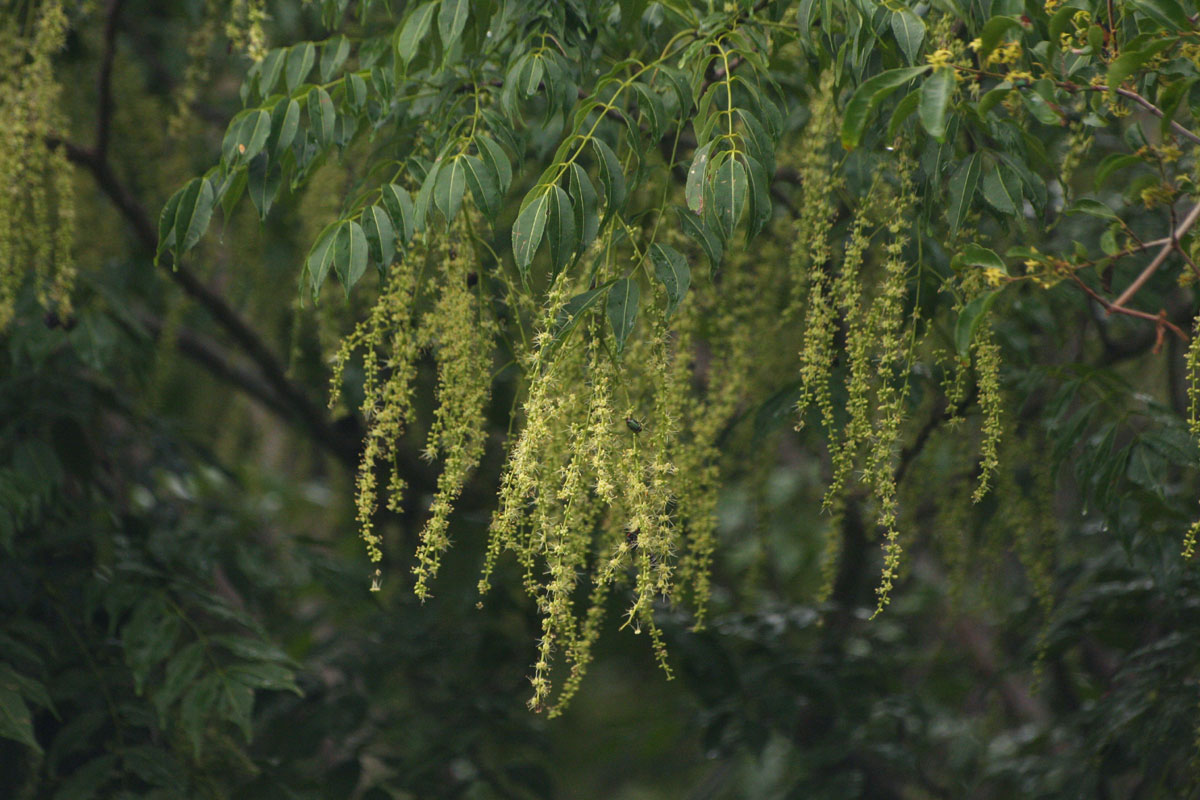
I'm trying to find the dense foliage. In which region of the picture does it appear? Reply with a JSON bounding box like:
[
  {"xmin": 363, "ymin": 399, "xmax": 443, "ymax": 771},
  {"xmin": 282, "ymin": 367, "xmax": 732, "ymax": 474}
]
[{"xmin": 5, "ymin": 0, "xmax": 1200, "ymax": 796}]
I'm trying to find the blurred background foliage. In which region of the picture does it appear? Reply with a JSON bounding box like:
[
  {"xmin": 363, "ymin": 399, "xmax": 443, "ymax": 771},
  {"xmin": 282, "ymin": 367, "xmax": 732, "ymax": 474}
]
[{"xmin": 3, "ymin": 0, "xmax": 1200, "ymax": 798}]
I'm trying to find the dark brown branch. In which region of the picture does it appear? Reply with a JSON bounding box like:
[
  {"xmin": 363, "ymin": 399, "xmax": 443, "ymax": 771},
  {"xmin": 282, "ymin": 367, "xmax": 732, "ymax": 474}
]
[
  {"xmin": 95, "ymin": 0, "xmax": 125, "ymax": 158},
  {"xmin": 52, "ymin": 137, "xmax": 362, "ymax": 469}
]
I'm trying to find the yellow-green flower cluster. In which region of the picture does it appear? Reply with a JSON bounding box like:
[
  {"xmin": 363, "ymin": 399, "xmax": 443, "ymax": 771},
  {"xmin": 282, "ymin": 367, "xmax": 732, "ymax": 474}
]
[{"xmin": 0, "ymin": 1, "xmax": 76, "ymax": 330}]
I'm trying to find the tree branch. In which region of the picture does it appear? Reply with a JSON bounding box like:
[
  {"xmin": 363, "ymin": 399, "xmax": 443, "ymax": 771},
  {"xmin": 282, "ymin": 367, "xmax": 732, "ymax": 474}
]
[{"xmin": 95, "ymin": 0, "xmax": 125, "ymax": 159}]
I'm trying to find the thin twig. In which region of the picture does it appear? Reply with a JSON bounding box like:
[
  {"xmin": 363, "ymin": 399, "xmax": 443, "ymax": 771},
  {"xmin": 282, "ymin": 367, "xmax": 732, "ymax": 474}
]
[
  {"xmin": 1112, "ymin": 200, "xmax": 1200, "ymax": 308},
  {"xmin": 95, "ymin": 0, "xmax": 125, "ymax": 158}
]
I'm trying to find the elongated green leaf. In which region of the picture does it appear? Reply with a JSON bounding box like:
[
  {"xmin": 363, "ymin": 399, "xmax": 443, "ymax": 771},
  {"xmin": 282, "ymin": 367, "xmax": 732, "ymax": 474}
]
[
  {"xmin": 568, "ymin": 162, "xmax": 599, "ymax": 252},
  {"xmin": 269, "ymin": 97, "xmax": 300, "ymax": 157},
  {"xmin": 551, "ymin": 284, "xmax": 610, "ymax": 343},
  {"xmin": 258, "ymin": 49, "xmax": 286, "ymax": 97},
  {"xmin": 1130, "ymin": 0, "xmax": 1192, "ymax": 30},
  {"xmin": 675, "ymin": 205, "xmax": 723, "ymax": 271},
  {"xmin": 173, "ymin": 177, "xmax": 215, "ymax": 259},
  {"xmin": 1108, "ymin": 39, "xmax": 1175, "ymax": 91},
  {"xmin": 438, "ymin": 0, "xmax": 470, "ymax": 50},
  {"xmin": 607, "ymin": 278, "xmax": 640, "ymax": 354},
  {"xmin": 686, "ymin": 140, "xmax": 712, "ymax": 213},
  {"xmin": 285, "ymin": 42, "xmax": 315, "ymax": 92},
  {"xmin": 462, "ymin": 154, "xmax": 500, "ymax": 221},
  {"xmin": 227, "ymin": 662, "xmax": 302, "ymax": 694},
  {"xmin": 891, "ymin": 9, "xmax": 925, "ymax": 64},
  {"xmin": 320, "ymin": 35, "xmax": 350, "ymax": 83},
  {"xmin": 955, "ymin": 290, "xmax": 1000, "ymax": 356},
  {"xmin": 982, "ymin": 165, "xmax": 1020, "ymax": 215},
  {"xmin": 307, "ymin": 87, "xmax": 336, "ymax": 148},
  {"xmin": 396, "ymin": 2, "xmax": 436, "ymax": 66},
  {"xmin": 919, "ymin": 67, "xmax": 954, "ymax": 141},
  {"xmin": 649, "ymin": 243, "xmax": 690, "ymax": 317},
  {"xmin": 632, "ymin": 82, "xmax": 667, "ymax": 140},
  {"xmin": 1021, "ymin": 90, "xmax": 1062, "ymax": 125},
  {"xmin": 476, "ymin": 136, "xmax": 512, "ymax": 194},
  {"xmin": 153, "ymin": 642, "xmax": 205, "ymax": 723},
  {"xmin": 156, "ymin": 186, "xmax": 185, "ymax": 263},
  {"xmin": 1096, "ymin": 153, "xmax": 1143, "ymax": 189},
  {"xmin": 333, "ymin": 220, "xmax": 369, "ymax": 292},
  {"xmin": 512, "ymin": 187, "xmax": 551, "ymax": 277},
  {"xmin": 546, "ymin": 185, "xmax": 577, "ymax": 272},
  {"xmin": 382, "ymin": 184, "xmax": 415, "ymax": 243},
  {"xmin": 0, "ymin": 682, "xmax": 39, "ymax": 753},
  {"xmin": 362, "ymin": 205, "xmax": 395, "ymax": 267},
  {"xmin": 955, "ymin": 243, "xmax": 1006, "ymax": 272},
  {"xmin": 1066, "ymin": 198, "xmax": 1119, "ymax": 221},
  {"xmin": 841, "ymin": 66, "xmax": 931, "ymax": 149},
  {"xmin": 710, "ymin": 155, "xmax": 747, "ymax": 239},
  {"xmin": 248, "ymin": 154, "xmax": 281, "ymax": 219},
  {"xmin": 978, "ymin": 16, "xmax": 1022, "ymax": 61},
  {"xmin": 592, "ymin": 138, "xmax": 626, "ymax": 215},
  {"xmin": 434, "ymin": 157, "xmax": 467, "ymax": 224},
  {"xmin": 306, "ymin": 223, "xmax": 338, "ymax": 296}
]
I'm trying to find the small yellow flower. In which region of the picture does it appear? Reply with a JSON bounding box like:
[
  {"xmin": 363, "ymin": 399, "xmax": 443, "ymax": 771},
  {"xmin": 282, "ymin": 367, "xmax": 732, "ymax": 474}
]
[
  {"xmin": 983, "ymin": 267, "xmax": 1007, "ymax": 286},
  {"xmin": 926, "ymin": 48, "xmax": 955, "ymax": 68}
]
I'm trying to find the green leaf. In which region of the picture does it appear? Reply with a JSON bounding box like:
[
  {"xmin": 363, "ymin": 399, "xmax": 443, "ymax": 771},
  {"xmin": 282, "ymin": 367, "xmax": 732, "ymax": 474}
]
[
  {"xmin": 632, "ymin": 82, "xmax": 667, "ymax": 140},
  {"xmin": 1020, "ymin": 90, "xmax": 1062, "ymax": 125},
  {"xmin": 0, "ymin": 681, "xmax": 39, "ymax": 753},
  {"xmin": 285, "ymin": 42, "xmax": 315, "ymax": 92},
  {"xmin": 434, "ymin": 157, "xmax": 467, "ymax": 224},
  {"xmin": 438, "ymin": 0, "xmax": 470, "ymax": 50},
  {"xmin": 607, "ymin": 278, "xmax": 640, "ymax": 354},
  {"xmin": 1066, "ymin": 198, "xmax": 1119, "ymax": 221},
  {"xmin": 982, "ymin": 165, "xmax": 1020, "ymax": 215},
  {"xmin": 891, "ymin": 9, "xmax": 926, "ymax": 64},
  {"xmin": 227, "ymin": 662, "xmax": 302, "ymax": 694},
  {"xmin": 172, "ymin": 177, "xmax": 215, "ymax": 259},
  {"xmin": 1129, "ymin": 0, "xmax": 1193, "ymax": 30},
  {"xmin": 122, "ymin": 598, "xmax": 181, "ymax": 695},
  {"xmin": 919, "ymin": 67, "xmax": 955, "ymax": 141},
  {"xmin": 592, "ymin": 138, "xmax": 627, "ymax": 215},
  {"xmin": 248, "ymin": 154, "xmax": 281, "ymax": 219},
  {"xmin": 153, "ymin": 641, "xmax": 205, "ymax": 724},
  {"xmin": 841, "ymin": 66, "xmax": 931, "ymax": 149},
  {"xmin": 180, "ymin": 674, "xmax": 222, "ymax": 757},
  {"xmin": 320, "ymin": 35, "xmax": 350, "ymax": 83},
  {"xmin": 710, "ymin": 155, "xmax": 747, "ymax": 239},
  {"xmin": 257, "ymin": 48, "xmax": 286, "ymax": 97},
  {"xmin": 476, "ymin": 135, "xmax": 512, "ymax": 194},
  {"xmin": 220, "ymin": 681, "xmax": 255, "ymax": 743},
  {"xmin": 1107, "ymin": 38, "xmax": 1175, "ymax": 91},
  {"xmin": 156, "ymin": 186, "xmax": 185, "ymax": 263},
  {"xmin": 675, "ymin": 205, "xmax": 723, "ymax": 271},
  {"xmin": 382, "ymin": 184, "xmax": 415, "ymax": 243},
  {"xmin": 1096, "ymin": 153, "xmax": 1144, "ymax": 188},
  {"xmin": 568, "ymin": 162, "xmax": 599, "ymax": 253},
  {"xmin": 307, "ymin": 87, "xmax": 336, "ymax": 148},
  {"xmin": 362, "ymin": 205, "xmax": 395, "ymax": 267},
  {"xmin": 977, "ymin": 16, "xmax": 1022, "ymax": 61},
  {"xmin": 269, "ymin": 97, "xmax": 300, "ymax": 157},
  {"xmin": 551, "ymin": 283, "xmax": 611, "ymax": 343},
  {"xmin": 228, "ymin": 109, "xmax": 271, "ymax": 165},
  {"xmin": 333, "ymin": 220, "xmax": 369, "ymax": 292},
  {"xmin": 306, "ymin": 222, "xmax": 339, "ymax": 296},
  {"xmin": 546, "ymin": 185, "xmax": 577, "ymax": 273},
  {"xmin": 686, "ymin": 141, "xmax": 713, "ymax": 213},
  {"xmin": 955, "ymin": 243, "xmax": 1006, "ymax": 272},
  {"xmin": 649, "ymin": 243, "xmax": 690, "ymax": 318},
  {"xmin": 462, "ymin": 154, "xmax": 500, "ymax": 221},
  {"xmin": 887, "ymin": 89, "xmax": 921, "ymax": 138},
  {"xmin": 947, "ymin": 152, "xmax": 980, "ymax": 234},
  {"xmin": 512, "ymin": 187, "xmax": 551, "ymax": 277},
  {"xmin": 955, "ymin": 290, "xmax": 1000, "ymax": 356},
  {"xmin": 396, "ymin": 2, "xmax": 436, "ymax": 66}
]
